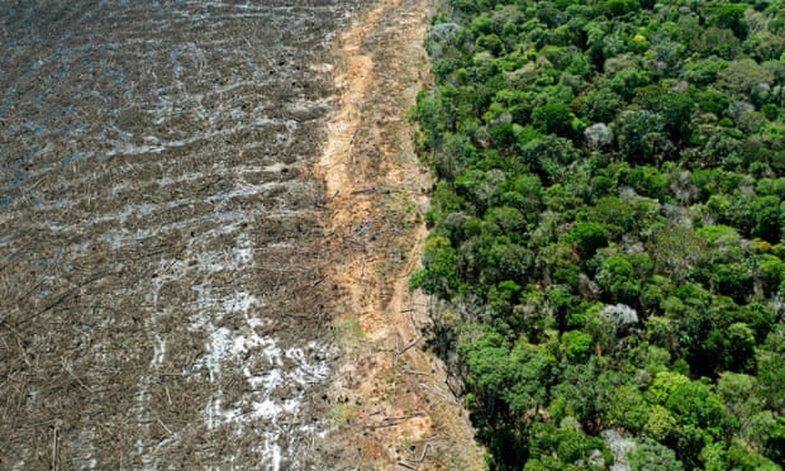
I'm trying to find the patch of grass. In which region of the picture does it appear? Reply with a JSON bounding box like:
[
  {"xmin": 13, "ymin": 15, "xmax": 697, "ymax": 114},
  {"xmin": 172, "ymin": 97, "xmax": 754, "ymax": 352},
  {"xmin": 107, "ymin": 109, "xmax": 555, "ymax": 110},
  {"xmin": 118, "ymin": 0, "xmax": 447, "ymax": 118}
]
[
  {"xmin": 333, "ymin": 316, "xmax": 364, "ymax": 351},
  {"xmin": 330, "ymin": 402, "xmax": 358, "ymax": 427},
  {"xmin": 382, "ymin": 190, "xmax": 419, "ymax": 230}
]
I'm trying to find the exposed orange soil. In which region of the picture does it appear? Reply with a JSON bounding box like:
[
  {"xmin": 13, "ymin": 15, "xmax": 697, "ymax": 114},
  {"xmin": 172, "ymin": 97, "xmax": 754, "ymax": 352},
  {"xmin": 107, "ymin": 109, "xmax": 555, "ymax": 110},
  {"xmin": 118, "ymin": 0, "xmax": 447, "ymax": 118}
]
[{"xmin": 316, "ymin": 0, "xmax": 485, "ymax": 468}]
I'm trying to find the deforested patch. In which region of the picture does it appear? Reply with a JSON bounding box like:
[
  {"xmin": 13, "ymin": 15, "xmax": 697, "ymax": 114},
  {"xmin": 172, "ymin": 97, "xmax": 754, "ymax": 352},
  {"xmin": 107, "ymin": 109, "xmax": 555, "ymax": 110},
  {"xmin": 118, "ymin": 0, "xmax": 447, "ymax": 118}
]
[{"xmin": 0, "ymin": 0, "xmax": 364, "ymax": 468}]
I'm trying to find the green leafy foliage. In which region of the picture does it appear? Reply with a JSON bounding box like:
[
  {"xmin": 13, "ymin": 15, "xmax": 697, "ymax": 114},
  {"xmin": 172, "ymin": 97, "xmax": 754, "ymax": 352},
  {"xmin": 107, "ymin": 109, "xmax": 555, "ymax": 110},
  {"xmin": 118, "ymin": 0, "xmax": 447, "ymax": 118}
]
[{"xmin": 416, "ymin": 0, "xmax": 785, "ymax": 468}]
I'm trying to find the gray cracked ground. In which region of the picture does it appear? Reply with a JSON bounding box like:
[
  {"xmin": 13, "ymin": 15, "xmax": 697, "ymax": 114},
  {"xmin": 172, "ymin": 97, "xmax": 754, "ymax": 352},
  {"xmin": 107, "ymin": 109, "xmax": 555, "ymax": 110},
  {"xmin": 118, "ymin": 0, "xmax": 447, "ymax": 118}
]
[{"xmin": 0, "ymin": 1, "xmax": 362, "ymax": 469}]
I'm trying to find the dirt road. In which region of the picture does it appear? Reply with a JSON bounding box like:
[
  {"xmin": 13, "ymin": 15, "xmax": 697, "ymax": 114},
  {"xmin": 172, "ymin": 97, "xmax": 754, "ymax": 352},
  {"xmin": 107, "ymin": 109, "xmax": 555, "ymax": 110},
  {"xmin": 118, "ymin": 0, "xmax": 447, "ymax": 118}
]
[{"xmin": 316, "ymin": 0, "xmax": 485, "ymax": 467}]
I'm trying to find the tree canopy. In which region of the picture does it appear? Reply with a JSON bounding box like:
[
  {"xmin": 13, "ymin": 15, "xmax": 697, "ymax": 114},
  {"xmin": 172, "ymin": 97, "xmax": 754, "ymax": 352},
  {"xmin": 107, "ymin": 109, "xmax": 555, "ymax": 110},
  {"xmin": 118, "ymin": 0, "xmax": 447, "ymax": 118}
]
[{"xmin": 415, "ymin": 0, "xmax": 785, "ymax": 469}]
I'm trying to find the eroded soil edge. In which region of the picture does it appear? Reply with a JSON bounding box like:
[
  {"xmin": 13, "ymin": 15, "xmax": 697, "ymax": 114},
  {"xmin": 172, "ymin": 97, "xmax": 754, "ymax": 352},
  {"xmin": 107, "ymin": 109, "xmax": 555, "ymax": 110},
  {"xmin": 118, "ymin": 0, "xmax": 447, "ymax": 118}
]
[{"xmin": 316, "ymin": 0, "xmax": 485, "ymax": 468}]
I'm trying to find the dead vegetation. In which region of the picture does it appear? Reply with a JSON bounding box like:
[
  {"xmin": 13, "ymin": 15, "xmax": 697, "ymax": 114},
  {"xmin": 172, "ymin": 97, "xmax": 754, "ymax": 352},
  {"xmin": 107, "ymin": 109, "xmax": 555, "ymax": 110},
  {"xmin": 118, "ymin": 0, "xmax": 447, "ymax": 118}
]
[{"xmin": 0, "ymin": 1, "xmax": 363, "ymax": 469}]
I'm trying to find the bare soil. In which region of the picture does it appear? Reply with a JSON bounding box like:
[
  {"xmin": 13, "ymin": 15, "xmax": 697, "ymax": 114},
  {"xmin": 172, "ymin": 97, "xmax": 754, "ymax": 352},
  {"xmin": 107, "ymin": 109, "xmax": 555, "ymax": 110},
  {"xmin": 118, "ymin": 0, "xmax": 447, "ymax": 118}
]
[{"xmin": 316, "ymin": 0, "xmax": 485, "ymax": 468}]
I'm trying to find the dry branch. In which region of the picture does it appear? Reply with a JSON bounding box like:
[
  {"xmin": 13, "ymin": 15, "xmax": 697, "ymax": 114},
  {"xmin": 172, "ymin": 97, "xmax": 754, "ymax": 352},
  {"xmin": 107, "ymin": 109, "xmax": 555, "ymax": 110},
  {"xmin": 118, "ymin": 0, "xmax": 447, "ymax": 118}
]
[{"xmin": 395, "ymin": 336, "xmax": 420, "ymax": 359}]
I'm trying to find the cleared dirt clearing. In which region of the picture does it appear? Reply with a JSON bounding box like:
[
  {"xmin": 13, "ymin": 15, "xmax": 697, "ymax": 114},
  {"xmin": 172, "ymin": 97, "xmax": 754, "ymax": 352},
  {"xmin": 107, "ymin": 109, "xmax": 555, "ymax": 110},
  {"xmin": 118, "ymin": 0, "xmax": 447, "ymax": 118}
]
[{"xmin": 316, "ymin": 0, "xmax": 485, "ymax": 467}]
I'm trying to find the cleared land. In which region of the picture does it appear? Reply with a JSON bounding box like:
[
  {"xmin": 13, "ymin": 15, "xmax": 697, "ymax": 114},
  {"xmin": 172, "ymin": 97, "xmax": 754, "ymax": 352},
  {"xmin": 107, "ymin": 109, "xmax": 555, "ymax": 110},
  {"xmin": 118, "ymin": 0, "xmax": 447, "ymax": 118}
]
[
  {"xmin": 0, "ymin": 1, "xmax": 361, "ymax": 468},
  {"xmin": 0, "ymin": 0, "xmax": 483, "ymax": 469},
  {"xmin": 315, "ymin": 0, "xmax": 485, "ymax": 467}
]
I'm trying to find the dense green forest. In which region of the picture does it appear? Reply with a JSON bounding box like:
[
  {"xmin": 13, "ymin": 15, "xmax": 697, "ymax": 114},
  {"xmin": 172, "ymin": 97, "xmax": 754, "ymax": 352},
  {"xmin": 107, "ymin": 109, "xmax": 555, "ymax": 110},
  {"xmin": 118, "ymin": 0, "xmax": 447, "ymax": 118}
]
[{"xmin": 413, "ymin": 0, "xmax": 785, "ymax": 469}]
